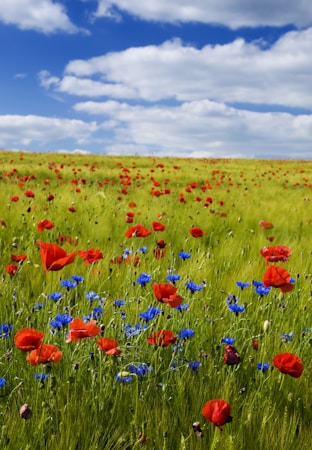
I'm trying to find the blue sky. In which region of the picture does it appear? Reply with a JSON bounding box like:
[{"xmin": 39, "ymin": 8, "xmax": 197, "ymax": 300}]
[{"xmin": 0, "ymin": 0, "xmax": 311, "ymax": 159}]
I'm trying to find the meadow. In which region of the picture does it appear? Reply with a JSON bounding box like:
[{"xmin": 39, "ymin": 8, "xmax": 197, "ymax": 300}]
[{"xmin": 0, "ymin": 150, "xmax": 311, "ymax": 450}]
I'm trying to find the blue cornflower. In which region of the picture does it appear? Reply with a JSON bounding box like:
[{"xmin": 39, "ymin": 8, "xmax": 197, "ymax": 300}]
[
  {"xmin": 50, "ymin": 314, "xmax": 73, "ymax": 329},
  {"xmin": 83, "ymin": 307, "xmax": 104, "ymax": 322},
  {"xmin": 48, "ymin": 292, "xmax": 62, "ymax": 302},
  {"xmin": 33, "ymin": 302, "xmax": 44, "ymax": 310},
  {"xmin": 257, "ymin": 362, "xmax": 270, "ymax": 372},
  {"xmin": 128, "ymin": 364, "xmax": 153, "ymax": 377},
  {"xmin": 175, "ymin": 303, "xmax": 189, "ymax": 311},
  {"xmin": 85, "ymin": 291, "xmax": 100, "ymax": 301},
  {"xmin": 280, "ymin": 332, "xmax": 294, "ymax": 343},
  {"xmin": 136, "ymin": 273, "xmax": 151, "ymax": 286},
  {"xmin": 188, "ymin": 360, "xmax": 201, "ymax": 371},
  {"xmin": 138, "ymin": 246, "xmax": 148, "ymax": 254},
  {"xmin": 185, "ymin": 281, "xmax": 202, "ymax": 293},
  {"xmin": 139, "ymin": 307, "xmax": 162, "ymax": 321},
  {"xmin": 60, "ymin": 279, "xmax": 77, "ymax": 290},
  {"xmin": 123, "ymin": 248, "xmax": 132, "ymax": 259},
  {"xmin": 228, "ymin": 303, "xmax": 245, "ymax": 314},
  {"xmin": 71, "ymin": 275, "xmax": 84, "ymax": 283},
  {"xmin": 236, "ymin": 281, "xmax": 250, "ymax": 290},
  {"xmin": 166, "ymin": 274, "xmax": 181, "ymax": 284},
  {"xmin": 0, "ymin": 378, "xmax": 6, "ymax": 387},
  {"xmin": 221, "ymin": 337, "xmax": 235, "ymax": 345},
  {"xmin": 255, "ymin": 286, "xmax": 271, "ymax": 296},
  {"xmin": 226, "ymin": 294, "xmax": 238, "ymax": 304},
  {"xmin": 124, "ymin": 323, "xmax": 147, "ymax": 338},
  {"xmin": 0, "ymin": 323, "xmax": 13, "ymax": 339},
  {"xmin": 178, "ymin": 328, "xmax": 195, "ymax": 339},
  {"xmin": 178, "ymin": 251, "xmax": 191, "ymax": 260},
  {"xmin": 116, "ymin": 374, "xmax": 133, "ymax": 383},
  {"xmin": 253, "ymin": 280, "xmax": 263, "ymax": 288},
  {"xmin": 113, "ymin": 299, "xmax": 125, "ymax": 308},
  {"xmin": 34, "ymin": 373, "xmax": 50, "ymax": 381}
]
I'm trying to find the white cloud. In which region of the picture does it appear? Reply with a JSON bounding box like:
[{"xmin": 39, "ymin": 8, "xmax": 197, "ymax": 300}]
[
  {"xmin": 94, "ymin": 0, "xmax": 312, "ymax": 28},
  {"xmin": 0, "ymin": 0, "xmax": 86, "ymax": 34},
  {"xmin": 60, "ymin": 30, "xmax": 312, "ymax": 109}
]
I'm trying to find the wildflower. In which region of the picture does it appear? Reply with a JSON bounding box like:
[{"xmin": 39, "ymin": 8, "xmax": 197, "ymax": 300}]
[
  {"xmin": 116, "ymin": 373, "xmax": 133, "ymax": 383},
  {"xmin": 252, "ymin": 280, "xmax": 263, "ymax": 288},
  {"xmin": 66, "ymin": 318, "xmax": 100, "ymax": 343},
  {"xmin": 156, "ymin": 239, "xmax": 166, "ymax": 248},
  {"xmin": 202, "ymin": 399, "xmax": 232, "ymax": 430},
  {"xmin": 280, "ymin": 332, "xmax": 294, "ymax": 343},
  {"xmin": 0, "ymin": 378, "xmax": 6, "ymax": 387},
  {"xmin": 188, "ymin": 360, "xmax": 201, "ymax": 371},
  {"xmin": 255, "ymin": 286, "xmax": 271, "ymax": 296},
  {"xmin": 71, "ymin": 275, "xmax": 84, "ymax": 283},
  {"xmin": 48, "ymin": 292, "xmax": 62, "ymax": 302},
  {"xmin": 257, "ymin": 362, "xmax": 270, "ymax": 372},
  {"xmin": 175, "ymin": 303, "xmax": 189, "ymax": 311},
  {"xmin": 11, "ymin": 254, "xmax": 27, "ymax": 263},
  {"xmin": 0, "ymin": 323, "xmax": 13, "ymax": 339},
  {"xmin": 50, "ymin": 314, "xmax": 73, "ymax": 329},
  {"xmin": 224, "ymin": 345, "xmax": 240, "ymax": 365},
  {"xmin": 25, "ymin": 190, "xmax": 35, "ymax": 198},
  {"xmin": 14, "ymin": 328, "xmax": 44, "ymax": 351},
  {"xmin": 128, "ymin": 364, "xmax": 153, "ymax": 377},
  {"xmin": 221, "ymin": 337, "xmax": 235, "ymax": 345},
  {"xmin": 140, "ymin": 307, "xmax": 162, "ymax": 321},
  {"xmin": 189, "ymin": 227, "xmax": 206, "ymax": 237},
  {"xmin": 259, "ymin": 220, "xmax": 273, "ymax": 229},
  {"xmin": 125, "ymin": 224, "xmax": 152, "ymax": 238},
  {"xmin": 263, "ymin": 320, "xmax": 272, "ymax": 332},
  {"xmin": 136, "ymin": 273, "xmax": 151, "ymax": 286},
  {"xmin": 84, "ymin": 307, "xmax": 104, "ymax": 322},
  {"xmin": 78, "ymin": 247, "xmax": 103, "ymax": 264},
  {"xmin": 26, "ymin": 344, "xmax": 63, "ymax": 365},
  {"xmin": 5, "ymin": 264, "xmax": 18, "ymax": 276},
  {"xmin": 178, "ymin": 251, "xmax": 191, "ymax": 260},
  {"xmin": 236, "ymin": 281, "xmax": 250, "ymax": 290},
  {"xmin": 20, "ymin": 404, "xmax": 32, "ymax": 420},
  {"xmin": 85, "ymin": 291, "xmax": 100, "ymax": 301},
  {"xmin": 124, "ymin": 323, "xmax": 147, "ymax": 338},
  {"xmin": 37, "ymin": 219, "xmax": 55, "ymax": 232},
  {"xmin": 138, "ymin": 246, "xmax": 148, "ymax": 254},
  {"xmin": 10, "ymin": 196, "xmax": 19, "ymax": 202},
  {"xmin": 272, "ymin": 352, "xmax": 303, "ymax": 378},
  {"xmin": 60, "ymin": 279, "xmax": 77, "ymax": 290},
  {"xmin": 153, "ymin": 283, "xmax": 183, "ymax": 308},
  {"xmin": 113, "ymin": 299, "xmax": 125, "ymax": 308},
  {"xmin": 225, "ymin": 294, "xmax": 238, "ymax": 304},
  {"xmin": 152, "ymin": 221, "xmax": 166, "ymax": 231},
  {"xmin": 228, "ymin": 304, "xmax": 245, "ymax": 315},
  {"xmin": 263, "ymin": 265, "xmax": 294, "ymax": 293},
  {"xmin": 147, "ymin": 330, "xmax": 177, "ymax": 347},
  {"xmin": 260, "ymin": 245, "xmax": 292, "ymax": 264},
  {"xmin": 97, "ymin": 337, "xmax": 122, "ymax": 356},
  {"xmin": 178, "ymin": 328, "xmax": 195, "ymax": 339},
  {"xmin": 185, "ymin": 281, "xmax": 203, "ymax": 293},
  {"xmin": 33, "ymin": 302, "xmax": 44, "ymax": 310},
  {"xmin": 166, "ymin": 274, "xmax": 181, "ymax": 284},
  {"xmin": 38, "ymin": 241, "xmax": 76, "ymax": 273},
  {"xmin": 34, "ymin": 373, "xmax": 50, "ymax": 381}
]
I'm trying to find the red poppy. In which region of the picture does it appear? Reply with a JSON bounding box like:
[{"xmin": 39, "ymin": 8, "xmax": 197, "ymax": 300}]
[
  {"xmin": 147, "ymin": 330, "xmax": 177, "ymax": 347},
  {"xmin": 26, "ymin": 344, "xmax": 63, "ymax": 365},
  {"xmin": 156, "ymin": 240, "xmax": 166, "ymax": 248},
  {"xmin": 10, "ymin": 196, "xmax": 19, "ymax": 202},
  {"xmin": 272, "ymin": 352, "xmax": 304, "ymax": 378},
  {"xmin": 125, "ymin": 224, "xmax": 152, "ymax": 238},
  {"xmin": 68, "ymin": 206, "xmax": 76, "ymax": 212},
  {"xmin": 260, "ymin": 245, "xmax": 292, "ymax": 264},
  {"xmin": 14, "ymin": 328, "xmax": 44, "ymax": 351},
  {"xmin": 0, "ymin": 220, "xmax": 7, "ymax": 228},
  {"xmin": 223, "ymin": 345, "xmax": 240, "ymax": 365},
  {"xmin": 25, "ymin": 190, "xmax": 35, "ymax": 198},
  {"xmin": 189, "ymin": 227, "xmax": 206, "ymax": 238},
  {"xmin": 11, "ymin": 254, "xmax": 27, "ymax": 263},
  {"xmin": 152, "ymin": 221, "xmax": 166, "ymax": 232},
  {"xmin": 259, "ymin": 220, "xmax": 273, "ymax": 229},
  {"xmin": 37, "ymin": 219, "xmax": 55, "ymax": 232},
  {"xmin": 78, "ymin": 248, "xmax": 103, "ymax": 264},
  {"xmin": 66, "ymin": 318, "xmax": 100, "ymax": 343},
  {"xmin": 202, "ymin": 399, "xmax": 232, "ymax": 430},
  {"xmin": 153, "ymin": 283, "xmax": 183, "ymax": 308},
  {"xmin": 97, "ymin": 337, "xmax": 122, "ymax": 355},
  {"xmin": 5, "ymin": 264, "xmax": 19, "ymax": 276},
  {"xmin": 263, "ymin": 265, "xmax": 294, "ymax": 293},
  {"xmin": 38, "ymin": 241, "xmax": 76, "ymax": 273},
  {"xmin": 47, "ymin": 194, "xmax": 55, "ymax": 201}
]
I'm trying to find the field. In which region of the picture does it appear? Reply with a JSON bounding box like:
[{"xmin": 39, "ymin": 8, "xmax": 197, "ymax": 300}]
[{"xmin": 0, "ymin": 151, "xmax": 311, "ymax": 450}]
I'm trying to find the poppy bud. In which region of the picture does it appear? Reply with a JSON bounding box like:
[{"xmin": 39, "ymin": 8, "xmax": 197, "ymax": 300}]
[
  {"xmin": 223, "ymin": 345, "xmax": 240, "ymax": 365},
  {"xmin": 263, "ymin": 320, "xmax": 271, "ymax": 332},
  {"xmin": 20, "ymin": 404, "xmax": 32, "ymax": 420}
]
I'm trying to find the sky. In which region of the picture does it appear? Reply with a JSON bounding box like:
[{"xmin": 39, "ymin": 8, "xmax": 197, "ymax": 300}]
[{"xmin": 0, "ymin": 1, "xmax": 312, "ymax": 160}]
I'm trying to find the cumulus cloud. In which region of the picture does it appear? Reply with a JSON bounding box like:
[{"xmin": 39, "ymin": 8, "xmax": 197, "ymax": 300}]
[
  {"xmin": 0, "ymin": 0, "xmax": 86, "ymax": 34},
  {"xmin": 94, "ymin": 0, "xmax": 312, "ymax": 28}
]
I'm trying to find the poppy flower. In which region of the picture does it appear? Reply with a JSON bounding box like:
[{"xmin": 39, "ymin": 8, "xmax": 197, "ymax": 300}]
[
  {"xmin": 153, "ymin": 283, "xmax": 183, "ymax": 308},
  {"xmin": 26, "ymin": 344, "xmax": 63, "ymax": 365},
  {"xmin": 223, "ymin": 345, "xmax": 241, "ymax": 365},
  {"xmin": 10, "ymin": 196, "xmax": 19, "ymax": 202},
  {"xmin": 78, "ymin": 248, "xmax": 103, "ymax": 265},
  {"xmin": 260, "ymin": 245, "xmax": 292, "ymax": 264},
  {"xmin": 152, "ymin": 222, "xmax": 166, "ymax": 232},
  {"xmin": 38, "ymin": 241, "xmax": 76, "ymax": 273},
  {"xmin": 5, "ymin": 264, "xmax": 18, "ymax": 276},
  {"xmin": 189, "ymin": 227, "xmax": 206, "ymax": 238},
  {"xmin": 125, "ymin": 224, "xmax": 152, "ymax": 238},
  {"xmin": 263, "ymin": 265, "xmax": 294, "ymax": 293},
  {"xmin": 14, "ymin": 328, "xmax": 44, "ymax": 351},
  {"xmin": 37, "ymin": 219, "xmax": 55, "ymax": 232},
  {"xmin": 25, "ymin": 190, "xmax": 35, "ymax": 198},
  {"xmin": 156, "ymin": 240, "xmax": 166, "ymax": 248},
  {"xmin": 202, "ymin": 399, "xmax": 232, "ymax": 430},
  {"xmin": 97, "ymin": 337, "xmax": 122, "ymax": 355},
  {"xmin": 272, "ymin": 352, "xmax": 303, "ymax": 378},
  {"xmin": 47, "ymin": 194, "xmax": 54, "ymax": 201},
  {"xmin": 66, "ymin": 318, "xmax": 100, "ymax": 343},
  {"xmin": 11, "ymin": 254, "xmax": 27, "ymax": 263},
  {"xmin": 147, "ymin": 330, "xmax": 177, "ymax": 347},
  {"xmin": 259, "ymin": 220, "xmax": 273, "ymax": 229}
]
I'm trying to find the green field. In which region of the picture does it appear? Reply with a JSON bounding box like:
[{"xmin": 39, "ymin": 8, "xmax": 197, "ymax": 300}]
[{"xmin": 0, "ymin": 151, "xmax": 311, "ymax": 449}]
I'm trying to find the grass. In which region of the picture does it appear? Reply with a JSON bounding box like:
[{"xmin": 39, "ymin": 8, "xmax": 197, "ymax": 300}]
[{"xmin": 0, "ymin": 151, "xmax": 311, "ymax": 449}]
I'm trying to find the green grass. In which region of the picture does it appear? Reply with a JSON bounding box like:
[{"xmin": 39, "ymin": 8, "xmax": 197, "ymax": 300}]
[{"xmin": 0, "ymin": 151, "xmax": 311, "ymax": 449}]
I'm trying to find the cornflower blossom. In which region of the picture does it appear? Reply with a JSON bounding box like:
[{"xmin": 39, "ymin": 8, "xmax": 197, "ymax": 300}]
[
  {"xmin": 236, "ymin": 281, "xmax": 250, "ymax": 290},
  {"xmin": 50, "ymin": 314, "xmax": 73, "ymax": 329},
  {"xmin": 257, "ymin": 362, "xmax": 270, "ymax": 372},
  {"xmin": 178, "ymin": 328, "xmax": 195, "ymax": 339},
  {"xmin": 71, "ymin": 275, "xmax": 84, "ymax": 283},
  {"xmin": 60, "ymin": 279, "xmax": 77, "ymax": 290},
  {"xmin": 113, "ymin": 299, "xmax": 125, "ymax": 308},
  {"xmin": 221, "ymin": 337, "xmax": 235, "ymax": 345},
  {"xmin": 255, "ymin": 286, "xmax": 271, "ymax": 296},
  {"xmin": 166, "ymin": 274, "xmax": 181, "ymax": 284},
  {"xmin": 188, "ymin": 360, "xmax": 201, "ymax": 371},
  {"xmin": 85, "ymin": 291, "xmax": 100, "ymax": 301},
  {"xmin": 280, "ymin": 332, "xmax": 294, "ymax": 343},
  {"xmin": 34, "ymin": 373, "xmax": 50, "ymax": 381},
  {"xmin": 253, "ymin": 280, "xmax": 263, "ymax": 288},
  {"xmin": 226, "ymin": 294, "xmax": 238, "ymax": 305},
  {"xmin": 178, "ymin": 251, "xmax": 191, "ymax": 261},
  {"xmin": 175, "ymin": 303, "xmax": 189, "ymax": 312},
  {"xmin": 0, "ymin": 378, "xmax": 6, "ymax": 387},
  {"xmin": 0, "ymin": 323, "xmax": 13, "ymax": 339},
  {"xmin": 128, "ymin": 364, "xmax": 153, "ymax": 377},
  {"xmin": 185, "ymin": 281, "xmax": 203, "ymax": 294},
  {"xmin": 83, "ymin": 307, "xmax": 104, "ymax": 322},
  {"xmin": 33, "ymin": 302, "xmax": 44, "ymax": 311},
  {"xmin": 140, "ymin": 307, "xmax": 162, "ymax": 321},
  {"xmin": 48, "ymin": 292, "xmax": 62, "ymax": 302},
  {"xmin": 228, "ymin": 304, "xmax": 245, "ymax": 315},
  {"xmin": 136, "ymin": 273, "xmax": 151, "ymax": 286},
  {"xmin": 138, "ymin": 246, "xmax": 148, "ymax": 254},
  {"xmin": 123, "ymin": 248, "xmax": 132, "ymax": 259},
  {"xmin": 116, "ymin": 373, "xmax": 133, "ymax": 383},
  {"xmin": 124, "ymin": 323, "xmax": 148, "ymax": 338}
]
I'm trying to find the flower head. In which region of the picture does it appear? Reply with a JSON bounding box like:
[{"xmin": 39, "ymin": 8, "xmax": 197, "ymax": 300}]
[
  {"xmin": 136, "ymin": 273, "xmax": 151, "ymax": 286},
  {"xmin": 272, "ymin": 352, "xmax": 303, "ymax": 378},
  {"xmin": 26, "ymin": 344, "xmax": 63, "ymax": 365},
  {"xmin": 38, "ymin": 241, "xmax": 76, "ymax": 273},
  {"xmin": 66, "ymin": 318, "xmax": 100, "ymax": 343},
  {"xmin": 147, "ymin": 330, "xmax": 177, "ymax": 347},
  {"xmin": 202, "ymin": 399, "xmax": 232, "ymax": 430},
  {"xmin": 97, "ymin": 337, "xmax": 122, "ymax": 355},
  {"xmin": 14, "ymin": 328, "xmax": 44, "ymax": 351}
]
